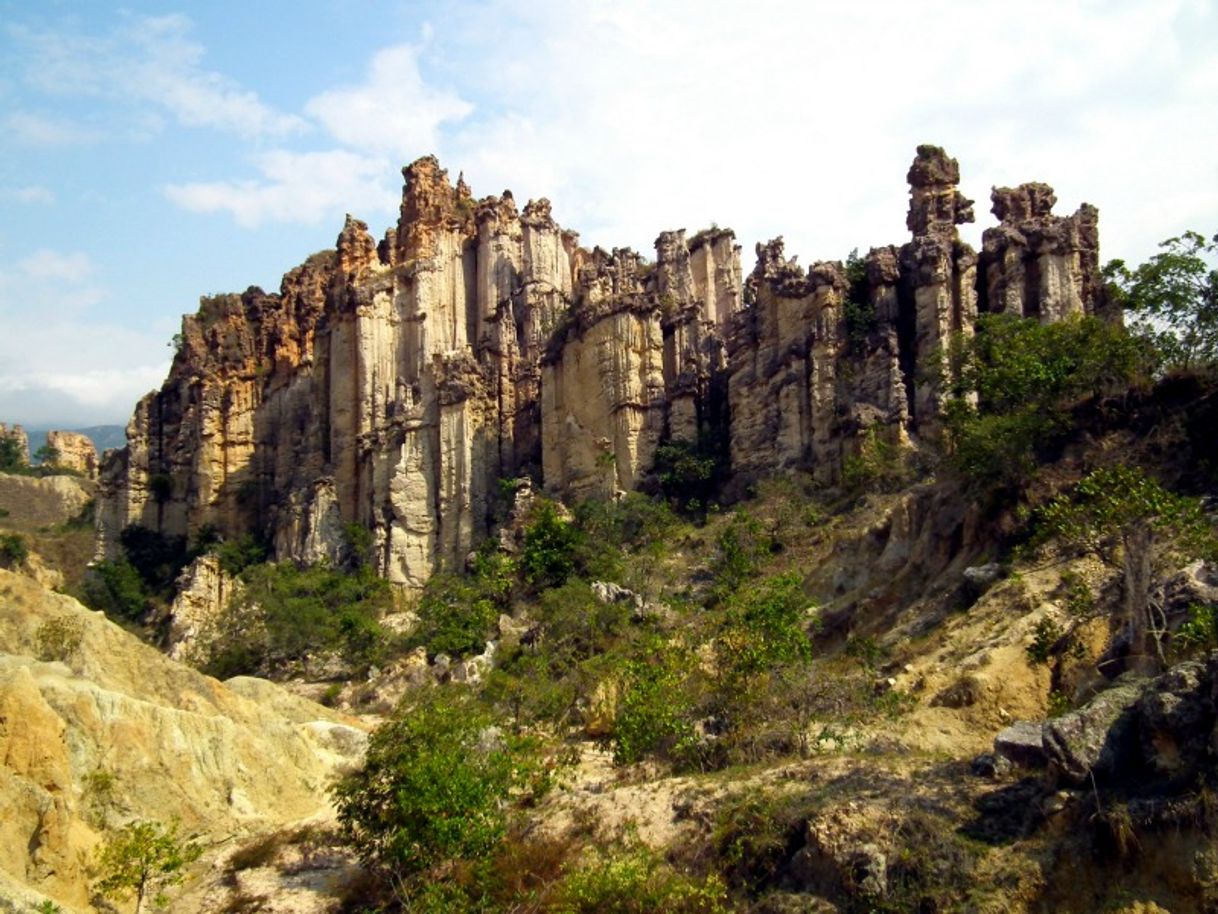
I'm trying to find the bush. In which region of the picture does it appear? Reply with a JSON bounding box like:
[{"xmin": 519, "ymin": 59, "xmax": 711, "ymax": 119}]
[
  {"xmin": 333, "ymin": 692, "xmax": 523, "ymax": 905},
  {"xmin": 92, "ymin": 820, "xmax": 201, "ymax": 914},
  {"xmin": 118, "ymin": 525, "xmax": 189, "ymax": 596},
  {"xmin": 943, "ymin": 314, "xmax": 1151, "ymax": 490},
  {"xmin": 522, "ymin": 501, "xmax": 581, "ymax": 590},
  {"xmin": 35, "ymin": 616, "xmax": 84, "ymax": 663},
  {"xmin": 612, "ymin": 638, "xmax": 703, "ymax": 768},
  {"xmin": 654, "ymin": 437, "xmax": 722, "ymax": 515},
  {"xmin": 209, "ymin": 533, "xmax": 268, "ymax": 576},
  {"xmin": 80, "ymin": 559, "xmax": 152, "ymax": 624},
  {"xmin": 413, "ymin": 547, "xmax": 515, "ymax": 659},
  {"xmin": 551, "ymin": 843, "xmax": 729, "ymax": 914},
  {"xmin": 204, "ymin": 561, "xmax": 393, "ymax": 677},
  {"xmin": 0, "ymin": 532, "xmax": 28, "ymax": 568}
]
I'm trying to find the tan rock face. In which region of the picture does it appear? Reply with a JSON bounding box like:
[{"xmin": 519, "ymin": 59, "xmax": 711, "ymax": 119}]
[
  {"xmin": 97, "ymin": 147, "xmax": 1105, "ymax": 590},
  {"xmin": 44, "ymin": 432, "xmax": 98, "ymax": 479},
  {"xmin": 0, "ymin": 568, "xmax": 367, "ymax": 911},
  {"xmin": 980, "ymin": 182, "xmax": 1102, "ymax": 321},
  {"xmin": 0, "ymin": 424, "xmax": 29, "ymax": 467}
]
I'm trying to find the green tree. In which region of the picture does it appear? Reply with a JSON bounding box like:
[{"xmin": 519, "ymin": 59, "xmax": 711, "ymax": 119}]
[
  {"xmin": 33, "ymin": 444, "xmax": 60, "ymax": 467},
  {"xmin": 521, "ymin": 501, "xmax": 581, "ymax": 590},
  {"xmin": 93, "ymin": 820, "xmax": 201, "ymax": 913},
  {"xmin": 332, "ymin": 692, "xmax": 522, "ymax": 905},
  {"xmin": 0, "ymin": 533, "xmax": 28, "ymax": 569},
  {"xmin": 1035, "ymin": 465, "xmax": 1217, "ymax": 670},
  {"xmin": 1104, "ymin": 230, "xmax": 1218, "ymax": 372},
  {"xmin": 0, "ymin": 434, "xmax": 24, "ymax": 471},
  {"xmin": 943, "ymin": 314, "xmax": 1150, "ymax": 490}
]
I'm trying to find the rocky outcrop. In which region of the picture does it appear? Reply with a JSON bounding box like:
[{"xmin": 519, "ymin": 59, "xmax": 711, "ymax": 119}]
[
  {"xmin": 98, "ymin": 146, "xmax": 1105, "ymax": 589},
  {"xmin": 0, "ymin": 474, "xmax": 93, "ymax": 527},
  {"xmin": 980, "ymin": 183, "xmax": 1102, "ymax": 321},
  {"xmin": 0, "ymin": 423, "xmax": 29, "ymax": 466},
  {"xmin": 0, "ymin": 568, "xmax": 367, "ymax": 911},
  {"xmin": 44, "ymin": 431, "xmax": 98, "ymax": 479}
]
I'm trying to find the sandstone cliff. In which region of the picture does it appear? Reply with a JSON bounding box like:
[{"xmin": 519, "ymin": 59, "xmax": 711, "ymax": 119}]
[
  {"xmin": 0, "ymin": 423, "xmax": 29, "ymax": 466},
  {"xmin": 98, "ymin": 146, "xmax": 1104, "ymax": 588},
  {"xmin": 0, "ymin": 568, "xmax": 367, "ymax": 911},
  {"xmin": 44, "ymin": 431, "xmax": 99, "ymax": 479}
]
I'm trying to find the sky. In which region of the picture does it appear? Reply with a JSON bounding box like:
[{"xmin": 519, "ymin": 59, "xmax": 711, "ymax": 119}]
[{"xmin": 0, "ymin": 0, "xmax": 1215, "ymax": 428}]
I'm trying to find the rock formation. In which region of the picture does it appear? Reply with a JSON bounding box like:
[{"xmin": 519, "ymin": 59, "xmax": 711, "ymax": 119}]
[
  {"xmin": 0, "ymin": 423, "xmax": 29, "ymax": 466},
  {"xmin": 98, "ymin": 146, "xmax": 1105, "ymax": 589},
  {"xmin": 0, "ymin": 567, "xmax": 367, "ymax": 910},
  {"xmin": 44, "ymin": 431, "xmax": 98, "ymax": 479}
]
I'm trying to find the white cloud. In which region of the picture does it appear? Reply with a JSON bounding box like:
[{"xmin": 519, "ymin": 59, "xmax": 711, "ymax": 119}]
[
  {"xmin": 426, "ymin": 0, "xmax": 1215, "ymax": 266},
  {"xmin": 4, "ymin": 110, "xmax": 100, "ymax": 146},
  {"xmin": 17, "ymin": 250, "xmax": 94, "ymax": 283},
  {"xmin": 4, "ymin": 185, "xmax": 55, "ymax": 204},
  {"xmin": 305, "ymin": 44, "xmax": 473, "ymax": 157},
  {"xmin": 163, "ymin": 149, "xmax": 396, "ymax": 228},
  {"xmin": 11, "ymin": 15, "xmax": 305, "ymax": 139}
]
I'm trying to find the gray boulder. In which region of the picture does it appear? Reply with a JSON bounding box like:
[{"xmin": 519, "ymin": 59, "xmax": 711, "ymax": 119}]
[
  {"xmin": 1042, "ymin": 678, "xmax": 1145, "ymax": 785},
  {"xmin": 994, "ymin": 720, "xmax": 1047, "ymax": 768}
]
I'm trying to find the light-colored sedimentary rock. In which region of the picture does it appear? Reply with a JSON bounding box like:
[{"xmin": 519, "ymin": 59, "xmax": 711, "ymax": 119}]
[
  {"xmin": 44, "ymin": 431, "xmax": 98, "ymax": 479},
  {"xmin": 0, "ymin": 568, "xmax": 367, "ymax": 911},
  {"xmin": 980, "ymin": 182, "xmax": 1102, "ymax": 321},
  {"xmin": 98, "ymin": 146, "xmax": 1104, "ymax": 590},
  {"xmin": 0, "ymin": 423, "xmax": 29, "ymax": 467}
]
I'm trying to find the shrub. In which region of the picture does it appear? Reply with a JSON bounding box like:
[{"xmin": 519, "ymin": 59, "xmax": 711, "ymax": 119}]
[
  {"xmin": 522, "ymin": 501, "xmax": 581, "ymax": 590},
  {"xmin": 653, "ymin": 437, "xmax": 722, "ymax": 515},
  {"xmin": 551, "ymin": 843, "xmax": 729, "ymax": 914},
  {"xmin": 214, "ymin": 561, "xmax": 393, "ymax": 675},
  {"xmin": 333, "ymin": 692, "xmax": 523, "ymax": 905},
  {"xmin": 80, "ymin": 559, "xmax": 151, "ymax": 624},
  {"xmin": 93, "ymin": 820, "xmax": 201, "ymax": 914},
  {"xmin": 413, "ymin": 548, "xmax": 515, "ymax": 659},
  {"xmin": 711, "ymin": 511, "xmax": 772, "ymax": 599},
  {"xmin": 0, "ymin": 532, "xmax": 28, "ymax": 568},
  {"xmin": 118, "ymin": 525, "xmax": 189, "ymax": 596},
  {"xmin": 209, "ymin": 533, "xmax": 268, "ymax": 576},
  {"xmin": 612, "ymin": 638, "xmax": 703, "ymax": 768},
  {"xmin": 942, "ymin": 314, "xmax": 1151, "ymax": 490},
  {"xmin": 35, "ymin": 616, "xmax": 84, "ymax": 663}
]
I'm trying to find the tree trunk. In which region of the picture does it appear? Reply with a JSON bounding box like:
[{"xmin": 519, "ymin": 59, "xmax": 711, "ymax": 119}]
[{"xmin": 1123, "ymin": 522, "xmax": 1156, "ymax": 673}]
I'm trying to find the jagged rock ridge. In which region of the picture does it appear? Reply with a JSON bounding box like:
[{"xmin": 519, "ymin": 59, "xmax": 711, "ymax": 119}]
[{"xmin": 98, "ymin": 145, "xmax": 1104, "ymax": 589}]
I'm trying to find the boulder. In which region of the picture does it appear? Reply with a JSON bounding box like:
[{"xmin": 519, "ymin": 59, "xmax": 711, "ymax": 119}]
[
  {"xmin": 1042, "ymin": 678, "xmax": 1146, "ymax": 785},
  {"xmin": 994, "ymin": 720, "xmax": 1047, "ymax": 768}
]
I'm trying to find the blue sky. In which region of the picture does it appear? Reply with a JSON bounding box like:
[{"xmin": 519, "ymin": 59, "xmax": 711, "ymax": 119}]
[{"xmin": 1, "ymin": 0, "xmax": 1216, "ymax": 427}]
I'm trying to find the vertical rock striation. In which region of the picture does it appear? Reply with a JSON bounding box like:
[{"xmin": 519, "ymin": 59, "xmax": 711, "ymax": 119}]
[
  {"xmin": 0, "ymin": 423, "xmax": 30, "ymax": 466},
  {"xmin": 98, "ymin": 146, "xmax": 1106, "ymax": 590},
  {"xmin": 44, "ymin": 431, "xmax": 98, "ymax": 479}
]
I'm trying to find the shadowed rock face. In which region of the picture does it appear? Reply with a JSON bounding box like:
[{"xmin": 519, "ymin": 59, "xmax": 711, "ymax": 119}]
[{"xmin": 97, "ymin": 146, "xmax": 1105, "ymax": 590}]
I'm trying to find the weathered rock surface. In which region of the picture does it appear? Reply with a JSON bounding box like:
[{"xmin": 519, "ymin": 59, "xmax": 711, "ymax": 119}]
[
  {"xmin": 0, "ymin": 473, "xmax": 94, "ymax": 527},
  {"xmin": 0, "ymin": 423, "xmax": 29, "ymax": 466},
  {"xmin": 98, "ymin": 146, "xmax": 1105, "ymax": 591},
  {"xmin": 1042, "ymin": 678, "xmax": 1145, "ymax": 785},
  {"xmin": 44, "ymin": 431, "xmax": 98, "ymax": 479},
  {"xmin": 0, "ymin": 568, "xmax": 367, "ymax": 911},
  {"xmin": 166, "ymin": 554, "xmax": 240, "ymax": 661}
]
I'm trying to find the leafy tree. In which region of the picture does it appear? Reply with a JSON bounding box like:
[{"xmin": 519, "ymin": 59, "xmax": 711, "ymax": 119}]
[
  {"xmin": 653, "ymin": 437, "xmax": 721, "ymax": 515},
  {"xmin": 332, "ymin": 692, "xmax": 522, "ymax": 905},
  {"xmin": 1104, "ymin": 230, "xmax": 1218, "ymax": 372},
  {"xmin": 93, "ymin": 820, "xmax": 200, "ymax": 914},
  {"xmin": 521, "ymin": 501, "xmax": 581, "ymax": 590},
  {"xmin": 842, "ymin": 246, "xmax": 876, "ymax": 355},
  {"xmin": 718, "ymin": 572, "xmax": 813, "ymax": 681},
  {"xmin": 412, "ymin": 549, "xmax": 515, "ymax": 659},
  {"xmin": 211, "ymin": 561, "xmax": 392, "ymax": 675},
  {"xmin": 943, "ymin": 314, "xmax": 1150, "ymax": 489},
  {"xmin": 80, "ymin": 558, "xmax": 152, "ymax": 624},
  {"xmin": 1034, "ymin": 465, "xmax": 1217, "ymax": 669},
  {"xmin": 0, "ymin": 434, "xmax": 25, "ymax": 471},
  {"xmin": 33, "ymin": 444, "xmax": 60, "ymax": 467},
  {"xmin": 612, "ymin": 637, "xmax": 703, "ymax": 767}
]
